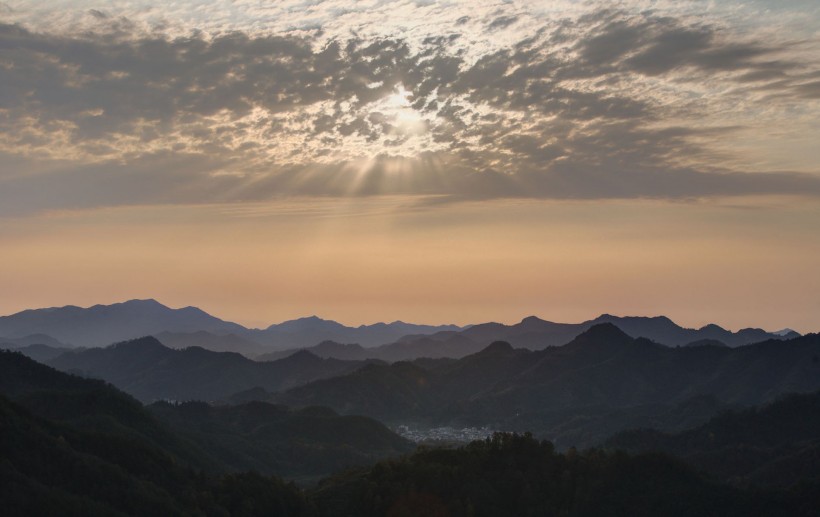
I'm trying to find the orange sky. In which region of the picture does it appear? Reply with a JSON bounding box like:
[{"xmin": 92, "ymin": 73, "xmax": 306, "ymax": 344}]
[{"xmin": 2, "ymin": 197, "xmax": 818, "ymax": 332}]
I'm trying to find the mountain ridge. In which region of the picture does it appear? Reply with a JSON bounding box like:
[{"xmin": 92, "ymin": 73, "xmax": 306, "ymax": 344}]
[
  {"xmin": 0, "ymin": 300, "xmax": 805, "ymax": 359},
  {"xmin": 0, "ymin": 299, "xmax": 464, "ymax": 351},
  {"xmin": 269, "ymin": 327, "xmax": 820, "ymax": 448},
  {"xmin": 45, "ymin": 336, "xmax": 378, "ymax": 403}
]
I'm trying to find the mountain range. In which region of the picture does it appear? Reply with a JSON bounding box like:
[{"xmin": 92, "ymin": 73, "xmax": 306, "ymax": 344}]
[
  {"xmin": 25, "ymin": 321, "xmax": 820, "ymax": 449},
  {"xmin": 24, "ymin": 323, "xmax": 818, "ymax": 460},
  {"xmin": 379, "ymin": 314, "xmax": 803, "ymax": 360},
  {"xmin": 0, "ymin": 349, "xmax": 412, "ymax": 483},
  {"xmin": 0, "ymin": 299, "xmax": 244, "ymax": 347},
  {"xmin": 0, "ymin": 299, "xmax": 462, "ymax": 350},
  {"xmin": 6, "ymin": 348, "xmax": 818, "ymax": 516},
  {"xmin": 1, "ymin": 300, "xmax": 801, "ymax": 359},
  {"xmin": 267, "ymin": 325, "xmax": 820, "ymax": 448},
  {"xmin": 4, "ymin": 323, "xmax": 820, "ymax": 515},
  {"xmin": 260, "ymin": 314, "xmax": 803, "ymax": 362},
  {"xmin": 45, "ymin": 337, "xmax": 378, "ymax": 402}
]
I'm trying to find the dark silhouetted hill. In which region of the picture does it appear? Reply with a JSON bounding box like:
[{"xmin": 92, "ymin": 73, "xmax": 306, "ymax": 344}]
[
  {"xmin": 3, "ymin": 349, "xmax": 819, "ymax": 515},
  {"xmin": 311, "ymin": 432, "xmax": 819, "ymax": 517},
  {"xmin": 278, "ymin": 361, "xmax": 436, "ymax": 422},
  {"xmin": 0, "ymin": 391, "xmax": 311, "ymax": 516},
  {"xmin": 45, "ymin": 337, "xmax": 376, "ymax": 402},
  {"xmin": 384, "ymin": 314, "xmax": 802, "ymax": 359},
  {"xmin": 605, "ymin": 390, "xmax": 820, "ymax": 487},
  {"xmin": 273, "ymin": 327, "xmax": 820, "ymax": 448},
  {"xmin": 0, "ymin": 350, "xmax": 415, "ymax": 492},
  {"xmin": 150, "ymin": 401, "xmax": 414, "ymax": 484}
]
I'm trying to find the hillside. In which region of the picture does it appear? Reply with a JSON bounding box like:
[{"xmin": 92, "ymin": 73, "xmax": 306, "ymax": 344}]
[
  {"xmin": 150, "ymin": 401, "xmax": 414, "ymax": 484},
  {"xmin": 272, "ymin": 326, "xmax": 820, "ymax": 447},
  {"xmin": 1, "ymin": 350, "xmax": 415, "ymax": 482},
  {"xmin": 46, "ymin": 337, "xmax": 375, "ymax": 402},
  {"xmin": 3, "ymin": 348, "xmax": 820, "ymax": 515},
  {"xmin": 605, "ymin": 390, "xmax": 820, "ymax": 487},
  {"xmin": 310, "ymin": 432, "xmax": 818, "ymax": 517},
  {"xmin": 0, "ymin": 393, "xmax": 311, "ymax": 516},
  {"xmin": 0, "ymin": 349, "xmax": 207, "ymax": 467}
]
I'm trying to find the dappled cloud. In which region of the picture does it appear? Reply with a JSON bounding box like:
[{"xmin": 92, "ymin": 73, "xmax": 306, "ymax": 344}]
[{"xmin": 0, "ymin": 1, "xmax": 819, "ymax": 214}]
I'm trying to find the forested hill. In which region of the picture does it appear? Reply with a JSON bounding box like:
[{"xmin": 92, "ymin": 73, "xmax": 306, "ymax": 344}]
[
  {"xmin": 0, "ymin": 350, "xmax": 310, "ymax": 515},
  {"xmin": 605, "ymin": 390, "xmax": 820, "ymax": 487},
  {"xmin": 45, "ymin": 336, "xmax": 375, "ymax": 402},
  {"xmin": 149, "ymin": 401, "xmax": 414, "ymax": 484},
  {"xmin": 271, "ymin": 325, "xmax": 820, "ymax": 446},
  {"xmin": 0, "ymin": 350, "xmax": 412, "ymax": 484},
  {"xmin": 311, "ymin": 432, "xmax": 819, "ymax": 517},
  {"xmin": 3, "ymin": 349, "xmax": 820, "ymax": 516}
]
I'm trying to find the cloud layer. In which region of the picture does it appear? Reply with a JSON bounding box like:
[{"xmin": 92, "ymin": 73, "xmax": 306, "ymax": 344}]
[{"xmin": 1, "ymin": 1, "xmax": 819, "ymax": 214}]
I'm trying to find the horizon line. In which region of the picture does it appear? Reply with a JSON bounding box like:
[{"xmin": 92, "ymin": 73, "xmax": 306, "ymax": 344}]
[{"xmin": 0, "ymin": 298, "xmax": 808, "ymax": 335}]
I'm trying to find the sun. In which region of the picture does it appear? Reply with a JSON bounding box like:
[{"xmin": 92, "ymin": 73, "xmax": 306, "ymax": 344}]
[
  {"xmin": 379, "ymin": 84, "xmax": 428, "ymax": 136},
  {"xmin": 384, "ymin": 84, "xmax": 413, "ymax": 109}
]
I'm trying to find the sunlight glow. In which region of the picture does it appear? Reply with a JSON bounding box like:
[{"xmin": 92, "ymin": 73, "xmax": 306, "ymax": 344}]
[{"xmin": 375, "ymin": 84, "xmax": 429, "ymax": 138}]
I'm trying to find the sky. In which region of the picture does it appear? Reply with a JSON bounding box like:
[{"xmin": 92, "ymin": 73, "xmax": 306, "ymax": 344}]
[{"xmin": 0, "ymin": 0, "xmax": 818, "ymax": 331}]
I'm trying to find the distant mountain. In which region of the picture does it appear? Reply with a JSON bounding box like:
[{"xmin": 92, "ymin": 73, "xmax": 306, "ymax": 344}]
[
  {"xmin": 0, "ymin": 299, "xmax": 245, "ymax": 347},
  {"xmin": 155, "ymin": 330, "xmax": 269, "ymax": 357},
  {"xmin": 380, "ymin": 314, "xmax": 802, "ymax": 360},
  {"xmin": 589, "ymin": 314, "xmax": 801, "ymax": 347},
  {"xmin": 270, "ymin": 326, "xmax": 820, "ymax": 448},
  {"xmin": 271, "ymin": 315, "xmax": 348, "ymax": 334},
  {"xmin": 46, "ymin": 336, "xmax": 377, "ymax": 402},
  {"xmin": 1, "ymin": 300, "xmax": 803, "ymax": 359},
  {"xmin": 6, "ymin": 343, "xmax": 74, "ymax": 363},
  {"xmin": 606, "ymin": 390, "xmax": 820, "ymax": 487},
  {"xmin": 0, "ymin": 300, "xmax": 464, "ymax": 351},
  {"xmin": 257, "ymin": 335, "xmax": 479, "ymax": 362},
  {"xmin": 0, "ymin": 332, "xmax": 65, "ymax": 348},
  {"xmin": 367, "ymin": 333, "xmax": 482, "ymax": 361},
  {"xmin": 682, "ymin": 338, "xmax": 728, "ymax": 348},
  {"xmin": 253, "ymin": 316, "xmax": 464, "ymax": 349},
  {"xmin": 258, "ymin": 341, "xmax": 374, "ymax": 362}
]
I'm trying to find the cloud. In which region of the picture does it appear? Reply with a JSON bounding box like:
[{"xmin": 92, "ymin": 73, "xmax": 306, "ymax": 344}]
[
  {"xmin": 0, "ymin": 3, "xmax": 818, "ymax": 214},
  {"xmin": 487, "ymin": 15, "xmax": 518, "ymax": 31},
  {"xmin": 87, "ymin": 9, "xmax": 107, "ymax": 20}
]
